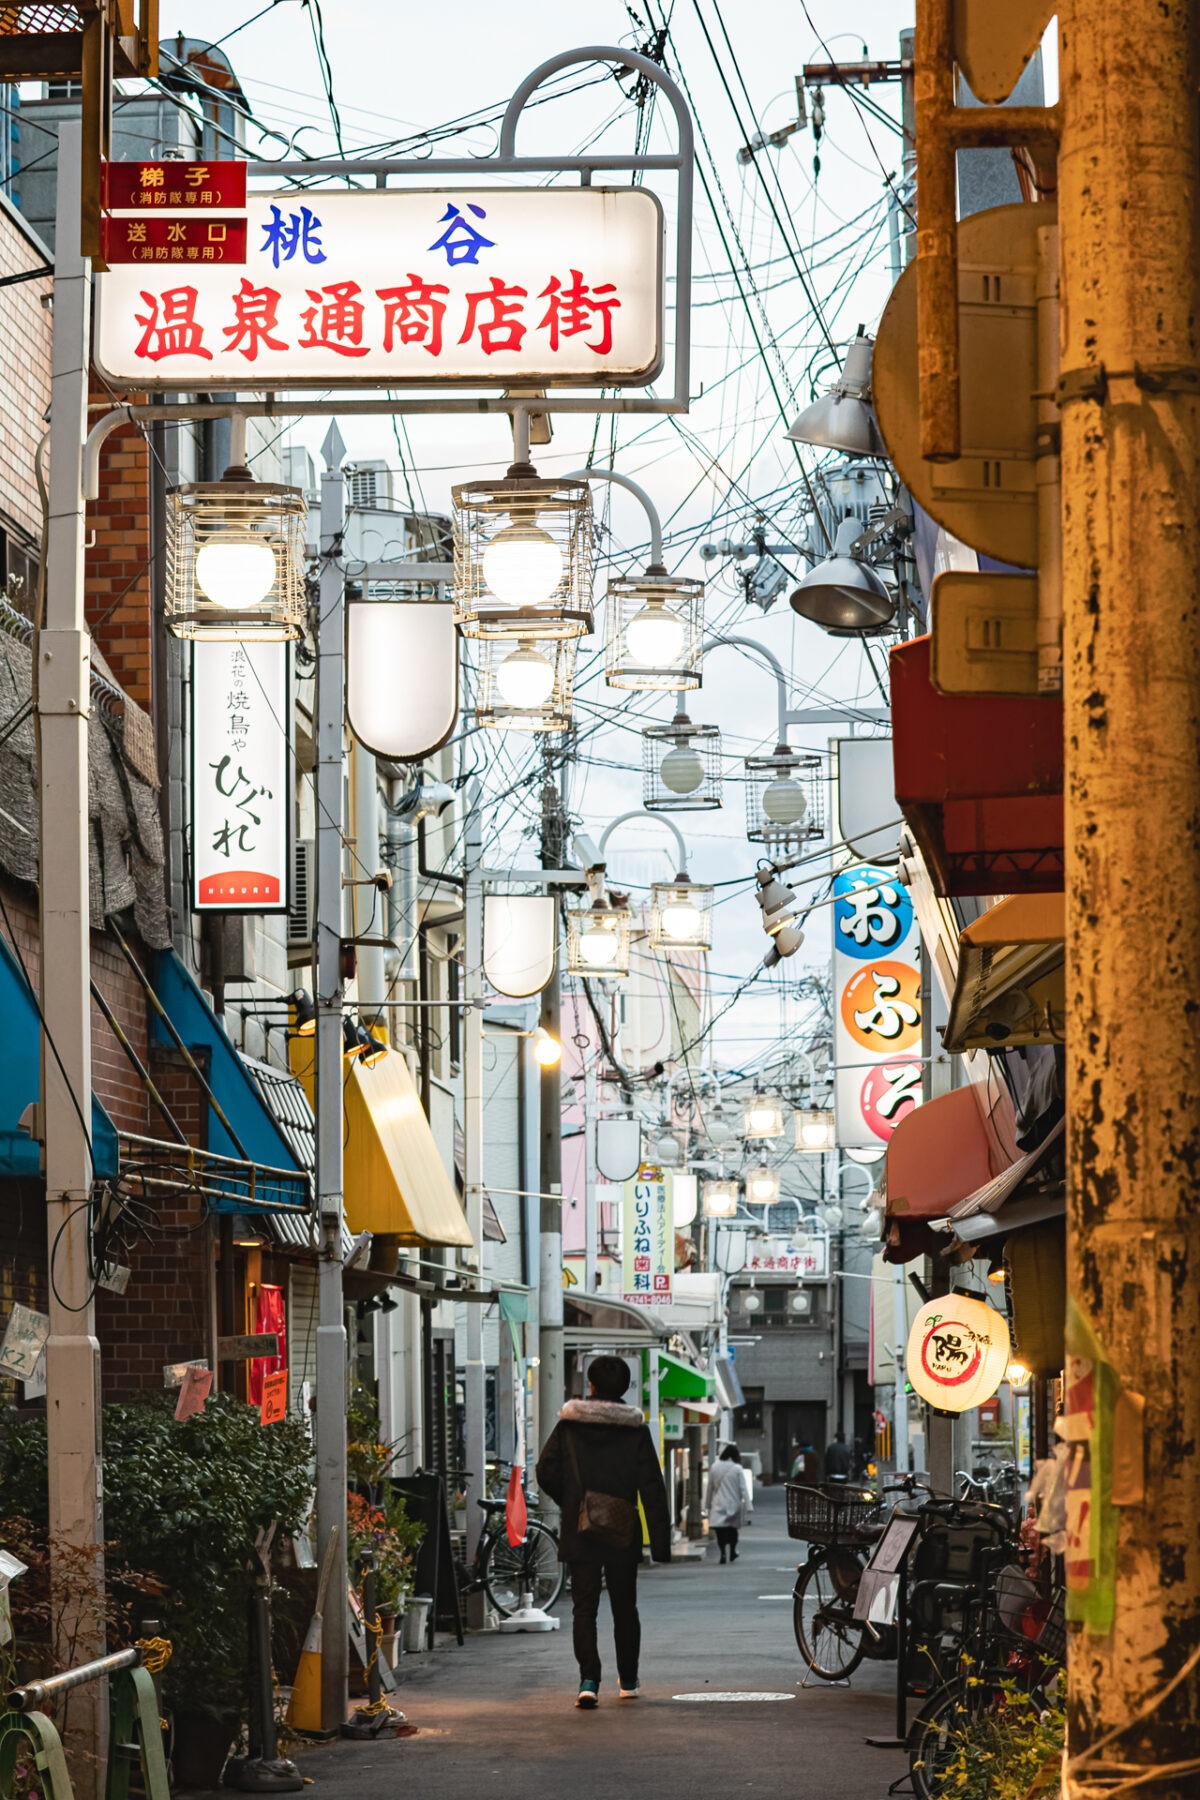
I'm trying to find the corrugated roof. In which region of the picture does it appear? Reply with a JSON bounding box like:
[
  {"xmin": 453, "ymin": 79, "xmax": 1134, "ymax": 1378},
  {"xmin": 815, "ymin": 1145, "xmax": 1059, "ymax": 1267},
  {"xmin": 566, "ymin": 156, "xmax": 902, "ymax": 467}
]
[{"xmin": 242, "ymin": 1053, "xmax": 328, "ymax": 1253}]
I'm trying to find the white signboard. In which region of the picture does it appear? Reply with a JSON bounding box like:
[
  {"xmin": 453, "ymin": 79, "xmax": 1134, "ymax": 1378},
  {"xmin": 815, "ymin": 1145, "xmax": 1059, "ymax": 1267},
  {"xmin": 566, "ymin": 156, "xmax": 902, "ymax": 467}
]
[
  {"xmin": 742, "ymin": 1236, "xmax": 829, "ymax": 1281},
  {"xmin": 622, "ymin": 1163, "xmax": 673, "ymax": 1308},
  {"xmin": 0, "ymin": 1303, "xmax": 50, "ymax": 1381},
  {"xmin": 96, "ymin": 187, "xmax": 664, "ymax": 389},
  {"xmin": 191, "ymin": 641, "xmax": 289, "ymax": 912},
  {"xmin": 833, "ymin": 864, "xmax": 924, "ymax": 1149}
]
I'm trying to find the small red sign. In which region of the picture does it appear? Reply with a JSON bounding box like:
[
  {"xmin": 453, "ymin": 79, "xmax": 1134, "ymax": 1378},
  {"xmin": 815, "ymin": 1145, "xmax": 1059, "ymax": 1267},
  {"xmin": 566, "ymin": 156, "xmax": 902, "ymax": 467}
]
[
  {"xmin": 197, "ymin": 869, "xmax": 282, "ymax": 907},
  {"xmin": 104, "ymin": 160, "xmax": 247, "ymax": 211},
  {"xmin": 101, "ymin": 216, "xmax": 248, "ymax": 267},
  {"xmin": 260, "ymin": 1369, "xmax": 289, "ymax": 1425}
]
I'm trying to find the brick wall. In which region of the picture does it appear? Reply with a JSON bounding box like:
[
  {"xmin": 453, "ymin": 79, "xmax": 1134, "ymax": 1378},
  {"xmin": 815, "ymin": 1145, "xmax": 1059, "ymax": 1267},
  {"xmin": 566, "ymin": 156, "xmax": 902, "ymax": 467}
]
[
  {"xmin": 84, "ymin": 408, "xmax": 153, "ymax": 707},
  {"xmin": 0, "ymin": 196, "xmax": 52, "ymax": 550}
]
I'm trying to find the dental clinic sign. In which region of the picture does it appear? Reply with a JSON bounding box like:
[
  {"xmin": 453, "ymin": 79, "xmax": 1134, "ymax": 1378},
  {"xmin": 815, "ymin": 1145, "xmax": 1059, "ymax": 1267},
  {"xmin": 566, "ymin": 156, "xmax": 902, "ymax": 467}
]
[
  {"xmin": 96, "ymin": 187, "xmax": 664, "ymax": 388},
  {"xmin": 622, "ymin": 1163, "xmax": 673, "ymax": 1308},
  {"xmin": 191, "ymin": 641, "xmax": 290, "ymax": 913}
]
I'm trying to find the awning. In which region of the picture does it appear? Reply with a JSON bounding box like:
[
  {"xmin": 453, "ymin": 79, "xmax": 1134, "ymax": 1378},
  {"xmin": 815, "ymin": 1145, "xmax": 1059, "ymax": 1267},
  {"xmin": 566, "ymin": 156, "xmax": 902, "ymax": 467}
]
[
  {"xmin": 891, "ymin": 635, "xmax": 1063, "ymax": 896},
  {"xmin": 935, "ymin": 1118, "xmax": 1067, "ymax": 1244},
  {"xmin": 654, "ymin": 1350, "xmax": 714, "ymax": 1403},
  {"xmin": 148, "ymin": 951, "xmax": 307, "ymax": 1211},
  {"xmin": 680, "ymin": 1398, "xmax": 720, "ymax": 1421},
  {"xmin": 563, "ymin": 1291, "xmax": 671, "ymax": 1342},
  {"xmin": 289, "ymin": 1036, "xmax": 472, "ymax": 1248},
  {"xmin": 943, "ymin": 894, "xmax": 1065, "ymax": 1054},
  {"xmin": 885, "ymin": 1082, "xmax": 1017, "ymax": 1223},
  {"xmin": 0, "ymin": 933, "xmax": 118, "ymax": 1179}
]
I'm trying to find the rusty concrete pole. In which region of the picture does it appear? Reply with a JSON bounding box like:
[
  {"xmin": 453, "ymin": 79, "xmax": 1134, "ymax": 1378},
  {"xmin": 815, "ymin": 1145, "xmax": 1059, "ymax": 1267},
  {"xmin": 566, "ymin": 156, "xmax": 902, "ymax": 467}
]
[{"xmin": 1058, "ymin": 1, "xmax": 1200, "ymax": 1789}]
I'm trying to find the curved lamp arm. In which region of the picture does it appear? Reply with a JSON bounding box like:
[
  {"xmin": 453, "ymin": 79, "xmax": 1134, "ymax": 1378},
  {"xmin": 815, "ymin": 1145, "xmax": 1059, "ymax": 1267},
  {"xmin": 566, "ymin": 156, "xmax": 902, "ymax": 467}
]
[
  {"xmin": 500, "ymin": 45, "xmax": 694, "ymax": 166},
  {"xmin": 698, "ymin": 633, "xmax": 790, "ymax": 749},
  {"xmin": 567, "ymin": 466, "xmax": 665, "ymax": 569},
  {"xmin": 598, "ymin": 808, "xmax": 689, "ymax": 876}
]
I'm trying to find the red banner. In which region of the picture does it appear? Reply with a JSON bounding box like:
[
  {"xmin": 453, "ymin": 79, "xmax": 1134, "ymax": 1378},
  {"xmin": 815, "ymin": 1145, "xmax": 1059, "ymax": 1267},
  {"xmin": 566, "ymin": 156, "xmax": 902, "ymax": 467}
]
[
  {"xmin": 101, "ymin": 216, "xmax": 248, "ymax": 267},
  {"xmin": 104, "ymin": 160, "xmax": 247, "ymax": 211}
]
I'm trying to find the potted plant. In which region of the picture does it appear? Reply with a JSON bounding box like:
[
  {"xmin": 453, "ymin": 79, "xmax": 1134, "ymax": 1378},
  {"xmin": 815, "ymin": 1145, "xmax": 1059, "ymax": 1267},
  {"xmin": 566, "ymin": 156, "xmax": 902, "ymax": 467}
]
[
  {"xmin": 346, "ymin": 1487, "xmax": 423, "ymax": 1668},
  {"xmin": 1, "ymin": 1395, "xmax": 313, "ymax": 1788}
]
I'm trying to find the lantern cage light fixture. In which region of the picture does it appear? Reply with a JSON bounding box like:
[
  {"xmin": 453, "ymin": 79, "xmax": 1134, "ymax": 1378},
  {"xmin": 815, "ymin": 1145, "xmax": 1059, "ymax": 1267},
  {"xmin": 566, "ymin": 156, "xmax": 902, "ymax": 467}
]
[
  {"xmin": 642, "ymin": 709, "xmax": 723, "ymax": 812},
  {"xmin": 702, "ymin": 1102, "xmax": 736, "ymax": 1149},
  {"xmin": 451, "ymin": 450, "xmax": 593, "ymax": 641},
  {"xmin": 594, "ymin": 810, "xmax": 713, "ymax": 953},
  {"xmin": 745, "ymin": 1162, "xmax": 781, "ymax": 1206},
  {"xmin": 166, "ymin": 461, "xmax": 307, "ymax": 642},
  {"xmin": 566, "ymin": 464, "xmax": 706, "ymax": 691},
  {"xmin": 649, "ymin": 875, "xmax": 714, "ymax": 951},
  {"xmin": 795, "ymin": 1106, "xmax": 836, "ymax": 1153},
  {"xmin": 744, "ymin": 745, "xmax": 825, "ymax": 849},
  {"xmin": 566, "ymin": 897, "xmax": 633, "ymax": 978},
  {"xmin": 605, "ymin": 572, "xmax": 706, "ymax": 690},
  {"xmin": 743, "ymin": 1090, "xmax": 786, "ymax": 1140},
  {"xmin": 651, "ymin": 1127, "xmax": 684, "ymax": 1168},
  {"xmin": 473, "ymin": 633, "xmax": 578, "ymax": 733},
  {"xmin": 702, "ymin": 1177, "xmax": 739, "ymax": 1219}
]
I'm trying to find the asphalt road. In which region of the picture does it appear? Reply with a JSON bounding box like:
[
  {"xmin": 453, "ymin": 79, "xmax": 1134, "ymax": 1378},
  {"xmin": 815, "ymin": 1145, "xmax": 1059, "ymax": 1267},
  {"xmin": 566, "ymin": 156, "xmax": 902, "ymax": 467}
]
[{"xmin": 291, "ymin": 1486, "xmax": 910, "ymax": 1800}]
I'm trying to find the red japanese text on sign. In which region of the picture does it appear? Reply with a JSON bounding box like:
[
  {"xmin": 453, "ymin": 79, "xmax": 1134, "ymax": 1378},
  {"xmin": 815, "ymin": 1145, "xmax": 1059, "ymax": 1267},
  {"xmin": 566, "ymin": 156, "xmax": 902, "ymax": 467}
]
[
  {"xmin": 104, "ymin": 161, "xmax": 248, "ymax": 211},
  {"xmin": 101, "ymin": 217, "xmax": 248, "ymax": 267},
  {"xmin": 95, "ymin": 188, "xmax": 664, "ymax": 388}
]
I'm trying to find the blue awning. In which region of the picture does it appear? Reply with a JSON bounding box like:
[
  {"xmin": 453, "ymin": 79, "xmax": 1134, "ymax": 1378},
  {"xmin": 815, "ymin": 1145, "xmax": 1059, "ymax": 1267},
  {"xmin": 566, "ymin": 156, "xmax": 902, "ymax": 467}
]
[
  {"xmin": 0, "ymin": 933, "xmax": 118, "ymax": 1179},
  {"xmin": 149, "ymin": 950, "xmax": 309, "ymax": 1213}
]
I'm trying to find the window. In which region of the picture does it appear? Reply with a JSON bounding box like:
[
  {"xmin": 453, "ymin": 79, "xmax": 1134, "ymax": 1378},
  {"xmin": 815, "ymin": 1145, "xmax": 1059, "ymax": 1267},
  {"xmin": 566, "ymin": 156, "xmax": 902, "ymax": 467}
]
[{"xmin": 735, "ymin": 1388, "xmax": 763, "ymax": 1433}]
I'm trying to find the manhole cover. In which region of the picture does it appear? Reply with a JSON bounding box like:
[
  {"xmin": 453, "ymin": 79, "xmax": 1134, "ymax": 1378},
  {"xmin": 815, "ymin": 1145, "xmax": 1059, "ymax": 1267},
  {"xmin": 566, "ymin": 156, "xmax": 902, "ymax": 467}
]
[{"xmin": 673, "ymin": 1692, "xmax": 795, "ymax": 1703}]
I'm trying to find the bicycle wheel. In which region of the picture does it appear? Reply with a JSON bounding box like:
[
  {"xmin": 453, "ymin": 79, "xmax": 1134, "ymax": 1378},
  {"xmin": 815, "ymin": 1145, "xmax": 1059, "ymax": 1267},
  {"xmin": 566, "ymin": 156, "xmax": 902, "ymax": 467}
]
[
  {"xmin": 483, "ymin": 1521, "xmax": 564, "ymax": 1617},
  {"xmin": 792, "ymin": 1554, "xmax": 868, "ymax": 1681},
  {"xmin": 908, "ymin": 1673, "xmax": 1050, "ymax": 1800}
]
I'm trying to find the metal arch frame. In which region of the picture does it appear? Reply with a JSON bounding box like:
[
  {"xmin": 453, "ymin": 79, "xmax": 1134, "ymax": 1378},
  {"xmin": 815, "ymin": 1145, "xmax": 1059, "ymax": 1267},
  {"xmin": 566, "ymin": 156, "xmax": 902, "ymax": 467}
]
[
  {"xmin": 598, "ymin": 807, "xmax": 689, "ymax": 877},
  {"xmin": 82, "ymin": 45, "xmax": 695, "ymax": 493}
]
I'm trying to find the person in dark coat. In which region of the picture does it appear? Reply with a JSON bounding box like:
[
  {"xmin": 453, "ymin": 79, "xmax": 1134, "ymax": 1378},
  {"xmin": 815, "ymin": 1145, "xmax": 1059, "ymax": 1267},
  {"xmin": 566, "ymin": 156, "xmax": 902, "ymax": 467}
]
[
  {"xmin": 824, "ymin": 1430, "xmax": 853, "ymax": 1480},
  {"xmin": 536, "ymin": 1354, "xmax": 671, "ymax": 1708}
]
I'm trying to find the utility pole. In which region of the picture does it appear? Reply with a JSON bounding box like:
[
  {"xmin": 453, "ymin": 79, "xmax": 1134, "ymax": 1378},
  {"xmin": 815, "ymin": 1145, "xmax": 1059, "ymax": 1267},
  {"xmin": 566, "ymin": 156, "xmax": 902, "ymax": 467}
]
[
  {"xmin": 40, "ymin": 119, "xmax": 105, "ymax": 1796},
  {"xmin": 583, "ymin": 1054, "xmax": 598, "ymax": 1296},
  {"xmin": 462, "ymin": 790, "xmax": 486, "ymax": 1564},
  {"xmin": 314, "ymin": 424, "xmax": 348, "ymax": 1732},
  {"xmin": 536, "ymin": 767, "xmax": 566, "ymax": 1495},
  {"xmin": 1057, "ymin": 3, "xmax": 1200, "ymax": 1786}
]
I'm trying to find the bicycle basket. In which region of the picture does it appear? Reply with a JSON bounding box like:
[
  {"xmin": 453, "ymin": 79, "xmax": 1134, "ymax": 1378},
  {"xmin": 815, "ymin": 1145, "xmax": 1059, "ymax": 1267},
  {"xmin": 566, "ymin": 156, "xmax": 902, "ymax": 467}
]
[
  {"xmin": 786, "ymin": 1484, "xmax": 877, "ymax": 1544},
  {"xmin": 786, "ymin": 1485, "xmax": 836, "ymax": 1541},
  {"xmin": 996, "ymin": 1565, "xmax": 1066, "ymax": 1661}
]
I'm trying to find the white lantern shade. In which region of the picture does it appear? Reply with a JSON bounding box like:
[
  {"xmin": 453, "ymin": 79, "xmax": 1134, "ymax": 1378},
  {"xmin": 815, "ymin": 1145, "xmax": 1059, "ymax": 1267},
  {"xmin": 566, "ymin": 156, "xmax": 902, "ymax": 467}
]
[
  {"xmin": 906, "ymin": 1294, "xmax": 1012, "ymax": 1414},
  {"xmin": 597, "ymin": 1118, "xmax": 642, "ymax": 1182},
  {"xmin": 347, "ymin": 598, "xmax": 459, "ymax": 761},
  {"xmin": 653, "ymin": 1131, "xmax": 683, "ymax": 1167},
  {"xmin": 672, "ymin": 1172, "xmax": 698, "ymax": 1228},
  {"xmin": 743, "ymin": 1094, "xmax": 785, "ymax": 1139},
  {"xmin": 483, "ymin": 894, "xmax": 557, "ymax": 999},
  {"xmin": 795, "ymin": 1107, "xmax": 836, "ymax": 1153},
  {"xmin": 702, "ymin": 1178, "xmax": 739, "ymax": 1219},
  {"xmin": 746, "ymin": 1165, "xmax": 781, "ymax": 1206}
]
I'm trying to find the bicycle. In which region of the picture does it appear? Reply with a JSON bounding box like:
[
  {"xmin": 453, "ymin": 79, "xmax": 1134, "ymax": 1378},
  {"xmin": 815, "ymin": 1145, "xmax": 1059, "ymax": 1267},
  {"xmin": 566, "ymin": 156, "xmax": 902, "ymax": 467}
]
[
  {"xmin": 788, "ymin": 1482, "xmax": 884, "ymax": 1681},
  {"xmin": 907, "ymin": 1555, "xmax": 1065, "ymax": 1800},
  {"xmin": 472, "ymin": 1494, "xmax": 565, "ymax": 1619}
]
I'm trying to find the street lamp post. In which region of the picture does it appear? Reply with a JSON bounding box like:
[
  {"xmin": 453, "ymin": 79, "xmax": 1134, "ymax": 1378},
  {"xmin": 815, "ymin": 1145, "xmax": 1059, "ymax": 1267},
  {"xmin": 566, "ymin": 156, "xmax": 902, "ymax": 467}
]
[{"xmin": 314, "ymin": 427, "xmax": 350, "ymax": 1730}]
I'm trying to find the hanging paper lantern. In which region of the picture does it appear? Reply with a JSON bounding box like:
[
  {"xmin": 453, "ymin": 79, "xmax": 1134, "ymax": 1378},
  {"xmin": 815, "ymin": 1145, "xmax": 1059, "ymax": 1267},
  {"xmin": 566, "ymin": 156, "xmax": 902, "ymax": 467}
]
[{"xmin": 905, "ymin": 1293, "xmax": 1011, "ymax": 1414}]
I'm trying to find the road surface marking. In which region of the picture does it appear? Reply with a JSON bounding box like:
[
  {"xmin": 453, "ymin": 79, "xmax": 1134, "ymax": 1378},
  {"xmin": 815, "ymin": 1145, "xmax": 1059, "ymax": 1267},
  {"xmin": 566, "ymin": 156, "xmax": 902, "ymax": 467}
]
[{"xmin": 673, "ymin": 1692, "xmax": 795, "ymax": 1703}]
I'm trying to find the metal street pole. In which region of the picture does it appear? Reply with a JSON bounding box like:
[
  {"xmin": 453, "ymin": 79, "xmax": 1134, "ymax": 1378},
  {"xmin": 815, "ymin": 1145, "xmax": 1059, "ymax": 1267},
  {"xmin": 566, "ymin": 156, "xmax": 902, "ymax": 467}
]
[
  {"xmin": 1058, "ymin": 3, "xmax": 1200, "ymax": 1787},
  {"xmin": 314, "ymin": 425, "xmax": 348, "ymax": 1732},
  {"xmin": 462, "ymin": 790, "xmax": 487, "ymax": 1564},
  {"xmin": 536, "ymin": 775, "xmax": 565, "ymax": 1500},
  {"xmin": 40, "ymin": 118, "xmax": 105, "ymax": 1796},
  {"xmin": 583, "ymin": 1054, "xmax": 598, "ymax": 1296}
]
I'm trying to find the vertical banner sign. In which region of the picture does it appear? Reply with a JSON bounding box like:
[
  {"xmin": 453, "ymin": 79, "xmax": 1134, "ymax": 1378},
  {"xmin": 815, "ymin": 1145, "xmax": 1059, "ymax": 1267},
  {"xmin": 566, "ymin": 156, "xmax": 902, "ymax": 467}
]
[
  {"xmin": 622, "ymin": 1162, "xmax": 673, "ymax": 1307},
  {"xmin": 192, "ymin": 641, "xmax": 290, "ymax": 911},
  {"xmin": 833, "ymin": 865, "xmax": 923, "ymax": 1149}
]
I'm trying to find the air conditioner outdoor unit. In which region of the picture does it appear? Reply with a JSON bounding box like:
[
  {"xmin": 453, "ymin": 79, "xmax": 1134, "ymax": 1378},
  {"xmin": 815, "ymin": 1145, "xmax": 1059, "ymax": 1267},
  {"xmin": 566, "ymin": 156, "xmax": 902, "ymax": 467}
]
[
  {"xmin": 288, "ymin": 838, "xmax": 315, "ymax": 953},
  {"xmin": 345, "ymin": 461, "xmax": 394, "ymax": 510}
]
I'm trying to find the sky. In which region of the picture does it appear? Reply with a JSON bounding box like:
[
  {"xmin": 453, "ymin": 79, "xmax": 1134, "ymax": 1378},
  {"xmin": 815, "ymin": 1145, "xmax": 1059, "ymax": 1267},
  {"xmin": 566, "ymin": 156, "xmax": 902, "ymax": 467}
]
[{"xmin": 154, "ymin": 0, "xmax": 915, "ymax": 1073}]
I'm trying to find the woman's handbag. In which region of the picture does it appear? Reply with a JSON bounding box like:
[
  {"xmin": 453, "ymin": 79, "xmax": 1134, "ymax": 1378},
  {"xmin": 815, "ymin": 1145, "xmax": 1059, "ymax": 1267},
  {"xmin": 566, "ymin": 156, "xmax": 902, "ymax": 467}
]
[{"xmin": 566, "ymin": 1429, "xmax": 641, "ymax": 1549}]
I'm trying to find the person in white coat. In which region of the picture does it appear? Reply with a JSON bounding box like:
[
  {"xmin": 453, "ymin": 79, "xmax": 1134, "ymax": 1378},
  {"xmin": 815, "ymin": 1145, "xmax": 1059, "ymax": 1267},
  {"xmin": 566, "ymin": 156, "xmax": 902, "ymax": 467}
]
[{"xmin": 705, "ymin": 1443, "xmax": 747, "ymax": 1563}]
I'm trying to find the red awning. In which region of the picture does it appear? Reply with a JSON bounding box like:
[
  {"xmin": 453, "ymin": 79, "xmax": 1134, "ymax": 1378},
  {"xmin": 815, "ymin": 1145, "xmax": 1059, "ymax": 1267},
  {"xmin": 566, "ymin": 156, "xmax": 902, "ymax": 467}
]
[
  {"xmin": 891, "ymin": 636, "xmax": 1063, "ymax": 896},
  {"xmin": 883, "ymin": 1080, "xmax": 1018, "ymax": 1264}
]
